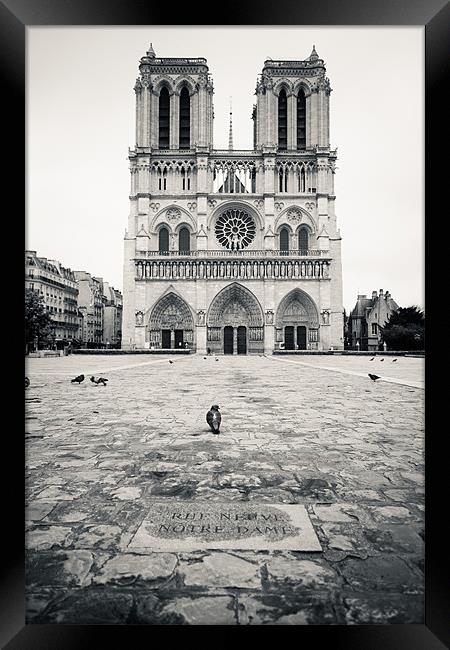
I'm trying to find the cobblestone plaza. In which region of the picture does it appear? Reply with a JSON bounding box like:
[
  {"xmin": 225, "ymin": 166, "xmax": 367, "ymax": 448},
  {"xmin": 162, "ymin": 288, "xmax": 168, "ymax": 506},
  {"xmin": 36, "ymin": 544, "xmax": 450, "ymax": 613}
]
[{"xmin": 25, "ymin": 354, "xmax": 424, "ymax": 625}]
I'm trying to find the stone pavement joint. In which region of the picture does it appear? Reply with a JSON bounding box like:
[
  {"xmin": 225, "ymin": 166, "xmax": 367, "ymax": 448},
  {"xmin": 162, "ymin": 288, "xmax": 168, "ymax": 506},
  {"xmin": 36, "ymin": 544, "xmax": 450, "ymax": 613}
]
[{"xmin": 25, "ymin": 354, "xmax": 424, "ymax": 625}]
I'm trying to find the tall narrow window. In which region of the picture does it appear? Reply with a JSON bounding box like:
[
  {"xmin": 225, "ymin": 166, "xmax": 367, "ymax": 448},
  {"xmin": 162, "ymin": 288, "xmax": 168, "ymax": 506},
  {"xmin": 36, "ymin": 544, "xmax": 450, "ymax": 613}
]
[
  {"xmin": 159, "ymin": 87, "xmax": 170, "ymax": 149},
  {"xmin": 179, "ymin": 87, "xmax": 190, "ymax": 149},
  {"xmin": 278, "ymin": 89, "xmax": 287, "ymax": 150},
  {"xmin": 179, "ymin": 227, "xmax": 190, "ymax": 254},
  {"xmin": 297, "ymin": 89, "xmax": 306, "ymax": 150},
  {"xmin": 280, "ymin": 228, "xmax": 289, "ymax": 254},
  {"xmin": 299, "ymin": 227, "xmax": 309, "ymax": 253},
  {"xmin": 159, "ymin": 227, "xmax": 169, "ymax": 253}
]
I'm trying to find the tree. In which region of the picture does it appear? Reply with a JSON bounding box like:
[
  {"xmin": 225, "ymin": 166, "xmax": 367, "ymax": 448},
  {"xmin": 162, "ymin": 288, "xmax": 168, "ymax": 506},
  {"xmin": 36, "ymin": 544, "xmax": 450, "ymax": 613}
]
[
  {"xmin": 381, "ymin": 306, "xmax": 425, "ymax": 351},
  {"xmin": 25, "ymin": 289, "xmax": 53, "ymax": 351}
]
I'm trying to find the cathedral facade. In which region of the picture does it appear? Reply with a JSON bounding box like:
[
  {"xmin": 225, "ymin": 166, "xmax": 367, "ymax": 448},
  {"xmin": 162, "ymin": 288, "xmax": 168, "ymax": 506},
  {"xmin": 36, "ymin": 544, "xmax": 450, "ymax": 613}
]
[{"xmin": 122, "ymin": 44, "xmax": 343, "ymax": 353}]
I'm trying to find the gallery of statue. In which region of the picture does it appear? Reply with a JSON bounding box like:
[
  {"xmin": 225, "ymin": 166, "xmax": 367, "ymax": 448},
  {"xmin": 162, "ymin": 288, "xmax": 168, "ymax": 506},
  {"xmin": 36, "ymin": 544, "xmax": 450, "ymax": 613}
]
[{"xmin": 122, "ymin": 44, "xmax": 344, "ymax": 354}]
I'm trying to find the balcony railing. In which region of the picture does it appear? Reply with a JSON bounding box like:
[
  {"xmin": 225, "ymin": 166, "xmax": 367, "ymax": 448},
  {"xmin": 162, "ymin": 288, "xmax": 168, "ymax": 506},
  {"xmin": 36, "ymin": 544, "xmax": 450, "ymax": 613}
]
[
  {"xmin": 135, "ymin": 249, "xmax": 329, "ymax": 259},
  {"xmin": 135, "ymin": 257, "xmax": 331, "ymax": 281}
]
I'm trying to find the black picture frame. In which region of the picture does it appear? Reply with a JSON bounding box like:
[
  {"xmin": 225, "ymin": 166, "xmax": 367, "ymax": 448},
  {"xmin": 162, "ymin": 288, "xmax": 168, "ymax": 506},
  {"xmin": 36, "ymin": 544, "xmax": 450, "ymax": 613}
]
[{"xmin": 3, "ymin": 0, "xmax": 448, "ymax": 647}]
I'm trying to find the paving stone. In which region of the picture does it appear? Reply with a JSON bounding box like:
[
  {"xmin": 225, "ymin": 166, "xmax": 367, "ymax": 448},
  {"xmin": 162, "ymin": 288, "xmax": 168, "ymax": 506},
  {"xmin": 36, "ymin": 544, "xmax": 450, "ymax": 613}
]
[
  {"xmin": 25, "ymin": 588, "xmax": 66, "ymax": 622},
  {"xmin": 162, "ymin": 596, "xmax": 237, "ymax": 625},
  {"xmin": 363, "ymin": 525, "xmax": 424, "ymax": 555},
  {"xmin": 94, "ymin": 552, "xmax": 177, "ymax": 584},
  {"xmin": 236, "ymin": 595, "xmax": 279, "ymax": 624},
  {"xmin": 338, "ymin": 556, "xmax": 423, "ymax": 593},
  {"xmin": 111, "ymin": 486, "xmax": 142, "ymax": 500},
  {"xmin": 312, "ymin": 503, "xmax": 361, "ymax": 523},
  {"xmin": 73, "ymin": 524, "xmax": 123, "ymax": 550},
  {"xmin": 26, "ymin": 526, "xmax": 73, "ymax": 550},
  {"xmin": 344, "ymin": 594, "xmax": 424, "ymax": 624},
  {"xmin": 265, "ymin": 557, "xmax": 336, "ymax": 587},
  {"xmin": 27, "ymin": 550, "xmax": 93, "ymax": 588},
  {"xmin": 46, "ymin": 589, "xmax": 134, "ymax": 624},
  {"xmin": 181, "ymin": 553, "xmax": 261, "ymax": 588},
  {"xmin": 25, "ymin": 501, "xmax": 56, "ymax": 521},
  {"xmin": 272, "ymin": 611, "xmax": 308, "ymax": 624}
]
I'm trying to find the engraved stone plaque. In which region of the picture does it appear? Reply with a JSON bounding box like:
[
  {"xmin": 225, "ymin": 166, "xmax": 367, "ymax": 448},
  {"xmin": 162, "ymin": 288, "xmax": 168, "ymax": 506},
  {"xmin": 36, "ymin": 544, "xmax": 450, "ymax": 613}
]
[{"xmin": 129, "ymin": 503, "xmax": 322, "ymax": 551}]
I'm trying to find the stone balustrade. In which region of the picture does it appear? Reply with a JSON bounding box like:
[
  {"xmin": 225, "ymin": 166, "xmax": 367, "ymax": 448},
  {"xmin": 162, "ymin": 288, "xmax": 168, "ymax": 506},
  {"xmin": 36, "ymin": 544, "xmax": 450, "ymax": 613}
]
[
  {"xmin": 135, "ymin": 257, "xmax": 330, "ymax": 281},
  {"xmin": 135, "ymin": 249, "xmax": 329, "ymax": 258}
]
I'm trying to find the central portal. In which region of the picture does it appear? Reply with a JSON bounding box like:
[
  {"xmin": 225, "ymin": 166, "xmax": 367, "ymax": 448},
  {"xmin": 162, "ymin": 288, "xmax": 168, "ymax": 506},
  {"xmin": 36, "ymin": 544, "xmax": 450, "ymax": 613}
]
[
  {"xmin": 208, "ymin": 283, "xmax": 264, "ymax": 356},
  {"xmin": 223, "ymin": 325, "xmax": 248, "ymax": 354}
]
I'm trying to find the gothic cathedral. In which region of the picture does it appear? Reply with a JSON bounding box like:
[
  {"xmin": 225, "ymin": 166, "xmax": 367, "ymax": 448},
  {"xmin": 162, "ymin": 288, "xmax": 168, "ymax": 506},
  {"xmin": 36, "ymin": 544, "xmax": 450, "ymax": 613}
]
[{"xmin": 122, "ymin": 44, "xmax": 343, "ymax": 353}]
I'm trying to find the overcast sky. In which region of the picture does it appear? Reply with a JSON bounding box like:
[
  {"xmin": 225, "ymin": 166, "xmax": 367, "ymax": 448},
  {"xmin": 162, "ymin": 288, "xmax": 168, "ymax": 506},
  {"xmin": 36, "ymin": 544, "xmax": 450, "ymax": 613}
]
[{"xmin": 27, "ymin": 26, "xmax": 424, "ymax": 313}]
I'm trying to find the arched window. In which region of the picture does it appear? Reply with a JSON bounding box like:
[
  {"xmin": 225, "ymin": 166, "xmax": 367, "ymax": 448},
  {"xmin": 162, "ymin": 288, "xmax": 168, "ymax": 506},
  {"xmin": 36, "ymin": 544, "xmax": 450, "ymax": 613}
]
[
  {"xmin": 280, "ymin": 227, "xmax": 289, "ymax": 254},
  {"xmin": 299, "ymin": 227, "xmax": 309, "ymax": 253},
  {"xmin": 297, "ymin": 89, "xmax": 306, "ymax": 150},
  {"xmin": 278, "ymin": 89, "xmax": 287, "ymax": 150},
  {"xmin": 159, "ymin": 227, "xmax": 169, "ymax": 253},
  {"xmin": 179, "ymin": 227, "xmax": 190, "ymax": 254},
  {"xmin": 179, "ymin": 87, "xmax": 190, "ymax": 149},
  {"xmin": 159, "ymin": 87, "xmax": 170, "ymax": 149}
]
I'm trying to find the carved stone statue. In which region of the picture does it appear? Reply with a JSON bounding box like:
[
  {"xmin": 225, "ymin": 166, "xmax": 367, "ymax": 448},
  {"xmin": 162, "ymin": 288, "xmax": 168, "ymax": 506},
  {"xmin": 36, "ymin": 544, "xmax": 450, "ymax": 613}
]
[
  {"xmin": 265, "ymin": 310, "xmax": 274, "ymax": 325},
  {"xmin": 136, "ymin": 311, "xmax": 144, "ymax": 326}
]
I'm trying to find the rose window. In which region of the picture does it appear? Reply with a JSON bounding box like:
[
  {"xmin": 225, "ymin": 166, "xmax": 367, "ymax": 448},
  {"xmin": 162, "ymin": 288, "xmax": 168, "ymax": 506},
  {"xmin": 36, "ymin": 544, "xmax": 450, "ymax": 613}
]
[{"xmin": 215, "ymin": 209, "xmax": 256, "ymax": 250}]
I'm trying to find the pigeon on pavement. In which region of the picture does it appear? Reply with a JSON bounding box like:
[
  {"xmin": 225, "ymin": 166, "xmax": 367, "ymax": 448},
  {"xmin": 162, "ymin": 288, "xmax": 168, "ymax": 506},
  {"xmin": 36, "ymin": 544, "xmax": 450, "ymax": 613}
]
[
  {"xmin": 215, "ymin": 358, "xmax": 219, "ymax": 361},
  {"xmin": 369, "ymin": 357, "xmax": 374, "ymax": 361},
  {"xmin": 392, "ymin": 358, "xmax": 398, "ymax": 362},
  {"xmin": 169, "ymin": 360, "xmax": 174, "ymax": 364},
  {"xmin": 380, "ymin": 358, "xmax": 384, "ymax": 362},
  {"xmin": 368, "ymin": 374, "xmax": 381, "ymax": 381},
  {"xmin": 90, "ymin": 376, "xmax": 108, "ymax": 386},
  {"xmin": 206, "ymin": 404, "xmax": 221, "ymax": 434},
  {"xmin": 71, "ymin": 374, "xmax": 85, "ymax": 384}
]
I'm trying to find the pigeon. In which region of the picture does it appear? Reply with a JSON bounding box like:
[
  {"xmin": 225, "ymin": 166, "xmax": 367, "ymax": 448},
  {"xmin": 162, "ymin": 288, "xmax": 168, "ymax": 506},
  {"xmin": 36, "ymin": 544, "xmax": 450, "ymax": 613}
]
[
  {"xmin": 71, "ymin": 374, "xmax": 85, "ymax": 384},
  {"xmin": 25, "ymin": 377, "xmax": 30, "ymax": 388},
  {"xmin": 215, "ymin": 358, "xmax": 219, "ymax": 362},
  {"xmin": 368, "ymin": 374, "xmax": 381, "ymax": 381},
  {"xmin": 369, "ymin": 357, "xmax": 374, "ymax": 361},
  {"xmin": 90, "ymin": 376, "xmax": 108, "ymax": 386},
  {"xmin": 206, "ymin": 404, "xmax": 221, "ymax": 434},
  {"xmin": 380, "ymin": 358, "xmax": 384, "ymax": 362},
  {"xmin": 392, "ymin": 359, "xmax": 398, "ymax": 362},
  {"xmin": 169, "ymin": 360, "xmax": 174, "ymax": 364},
  {"xmin": 203, "ymin": 357, "xmax": 207, "ymax": 360}
]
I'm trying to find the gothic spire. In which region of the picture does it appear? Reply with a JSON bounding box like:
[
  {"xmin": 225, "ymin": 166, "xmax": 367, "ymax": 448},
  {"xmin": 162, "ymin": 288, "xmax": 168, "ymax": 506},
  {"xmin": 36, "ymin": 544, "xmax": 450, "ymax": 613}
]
[
  {"xmin": 147, "ymin": 43, "xmax": 155, "ymax": 58},
  {"xmin": 228, "ymin": 97, "xmax": 233, "ymax": 151},
  {"xmin": 309, "ymin": 44, "xmax": 319, "ymax": 61}
]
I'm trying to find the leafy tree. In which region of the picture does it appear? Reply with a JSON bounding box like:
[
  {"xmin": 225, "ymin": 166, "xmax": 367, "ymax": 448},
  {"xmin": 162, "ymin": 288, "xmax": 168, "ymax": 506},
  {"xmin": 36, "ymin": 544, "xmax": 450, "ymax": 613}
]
[
  {"xmin": 381, "ymin": 306, "xmax": 424, "ymax": 350},
  {"xmin": 25, "ymin": 289, "xmax": 53, "ymax": 351}
]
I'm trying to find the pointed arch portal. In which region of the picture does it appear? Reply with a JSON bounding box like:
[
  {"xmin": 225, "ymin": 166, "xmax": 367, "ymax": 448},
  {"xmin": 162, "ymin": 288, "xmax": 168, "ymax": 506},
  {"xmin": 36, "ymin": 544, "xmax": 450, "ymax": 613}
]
[
  {"xmin": 207, "ymin": 283, "xmax": 264, "ymax": 355},
  {"xmin": 147, "ymin": 292, "xmax": 194, "ymax": 350},
  {"xmin": 276, "ymin": 288, "xmax": 320, "ymax": 350}
]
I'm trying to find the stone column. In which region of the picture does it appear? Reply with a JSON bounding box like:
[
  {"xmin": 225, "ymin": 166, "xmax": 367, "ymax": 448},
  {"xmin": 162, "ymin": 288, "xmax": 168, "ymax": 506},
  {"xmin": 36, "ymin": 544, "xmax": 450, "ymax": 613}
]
[
  {"xmin": 170, "ymin": 329, "xmax": 175, "ymax": 349},
  {"xmin": 134, "ymin": 82, "xmax": 142, "ymax": 146},
  {"xmin": 198, "ymin": 86, "xmax": 207, "ymax": 147},
  {"xmin": 310, "ymin": 89, "xmax": 318, "ymax": 146},
  {"xmin": 287, "ymin": 94, "xmax": 296, "ymax": 150},
  {"xmin": 170, "ymin": 92, "xmax": 178, "ymax": 149},
  {"xmin": 257, "ymin": 90, "xmax": 266, "ymax": 147},
  {"xmin": 151, "ymin": 92, "xmax": 159, "ymax": 149},
  {"xmin": 305, "ymin": 94, "xmax": 311, "ymax": 149}
]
